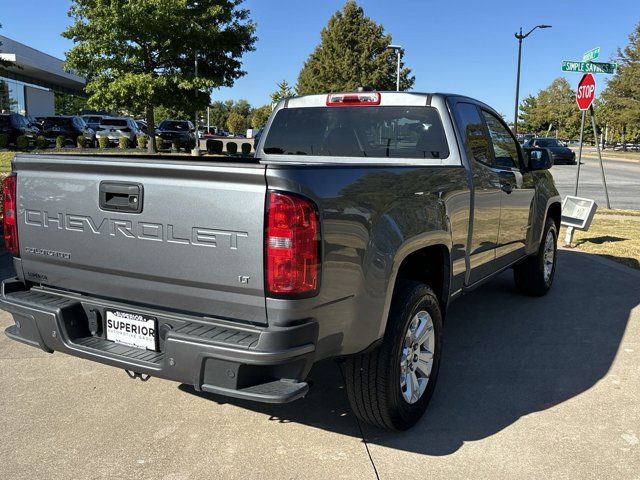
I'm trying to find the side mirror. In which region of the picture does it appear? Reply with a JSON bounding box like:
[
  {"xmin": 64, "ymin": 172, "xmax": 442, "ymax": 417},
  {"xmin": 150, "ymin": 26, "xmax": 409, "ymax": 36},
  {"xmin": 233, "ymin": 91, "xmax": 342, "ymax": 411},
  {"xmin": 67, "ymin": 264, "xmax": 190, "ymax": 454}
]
[{"xmin": 525, "ymin": 147, "xmax": 553, "ymax": 170}]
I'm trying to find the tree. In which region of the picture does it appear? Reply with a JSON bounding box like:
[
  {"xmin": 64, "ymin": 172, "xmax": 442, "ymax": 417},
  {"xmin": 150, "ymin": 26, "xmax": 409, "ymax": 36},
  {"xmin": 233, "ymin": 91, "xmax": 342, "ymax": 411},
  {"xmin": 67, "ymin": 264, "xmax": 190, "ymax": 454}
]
[
  {"xmin": 517, "ymin": 78, "xmax": 581, "ymax": 138},
  {"xmin": 63, "ymin": 0, "xmax": 256, "ymax": 153},
  {"xmin": 231, "ymin": 99, "xmax": 251, "ymax": 118},
  {"xmin": 600, "ymin": 21, "xmax": 640, "ymax": 149},
  {"xmin": 153, "ymin": 104, "xmax": 190, "ymax": 125},
  {"xmin": 271, "ymin": 80, "xmax": 294, "ymax": 103},
  {"xmin": 227, "ymin": 110, "xmax": 246, "ymax": 135},
  {"xmin": 54, "ymin": 92, "xmax": 87, "ymax": 115},
  {"xmin": 296, "ymin": 1, "xmax": 414, "ymax": 95},
  {"xmin": 518, "ymin": 95, "xmax": 544, "ymax": 134},
  {"xmin": 250, "ymin": 104, "xmax": 271, "ymax": 128},
  {"xmin": 208, "ymin": 100, "xmax": 232, "ymax": 130}
]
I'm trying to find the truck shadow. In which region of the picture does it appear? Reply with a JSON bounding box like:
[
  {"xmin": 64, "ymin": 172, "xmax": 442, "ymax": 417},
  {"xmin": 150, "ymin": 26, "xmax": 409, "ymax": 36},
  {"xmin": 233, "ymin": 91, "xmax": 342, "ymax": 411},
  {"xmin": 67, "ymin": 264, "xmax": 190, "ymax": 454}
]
[{"xmin": 188, "ymin": 248, "xmax": 637, "ymax": 456}]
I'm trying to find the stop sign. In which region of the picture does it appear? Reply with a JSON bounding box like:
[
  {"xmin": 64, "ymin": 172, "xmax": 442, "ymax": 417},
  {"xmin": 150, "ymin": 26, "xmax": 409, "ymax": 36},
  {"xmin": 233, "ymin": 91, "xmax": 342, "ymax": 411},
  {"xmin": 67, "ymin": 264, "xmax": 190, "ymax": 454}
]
[{"xmin": 576, "ymin": 73, "xmax": 596, "ymax": 110}]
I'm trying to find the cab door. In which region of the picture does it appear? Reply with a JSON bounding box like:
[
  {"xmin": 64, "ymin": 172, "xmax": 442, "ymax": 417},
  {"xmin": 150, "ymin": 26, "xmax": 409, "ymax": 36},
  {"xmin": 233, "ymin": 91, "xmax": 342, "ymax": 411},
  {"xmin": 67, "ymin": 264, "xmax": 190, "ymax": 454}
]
[
  {"xmin": 480, "ymin": 109, "xmax": 535, "ymax": 267},
  {"xmin": 450, "ymin": 101, "xmax": 501, "ymax": 285}
]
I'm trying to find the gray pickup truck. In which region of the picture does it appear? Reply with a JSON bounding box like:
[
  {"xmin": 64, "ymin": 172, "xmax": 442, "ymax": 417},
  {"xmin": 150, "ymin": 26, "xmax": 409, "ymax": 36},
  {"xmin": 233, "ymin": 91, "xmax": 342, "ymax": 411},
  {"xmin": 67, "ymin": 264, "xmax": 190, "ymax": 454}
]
[{"xmin": 1, "ymin": 91, "xmax": 561, "ymax": 430}]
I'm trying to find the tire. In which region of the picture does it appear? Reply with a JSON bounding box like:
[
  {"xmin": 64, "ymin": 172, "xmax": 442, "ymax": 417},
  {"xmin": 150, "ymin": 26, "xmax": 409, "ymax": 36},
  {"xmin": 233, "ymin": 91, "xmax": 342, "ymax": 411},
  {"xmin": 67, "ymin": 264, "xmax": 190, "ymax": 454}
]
[
  {"xmin": 513, "ymin": 218, "xmax": 558, "ymax": 296},
  {"xmin": 345, "ymin": 281, "xmax": 443, "ymax": 430}
]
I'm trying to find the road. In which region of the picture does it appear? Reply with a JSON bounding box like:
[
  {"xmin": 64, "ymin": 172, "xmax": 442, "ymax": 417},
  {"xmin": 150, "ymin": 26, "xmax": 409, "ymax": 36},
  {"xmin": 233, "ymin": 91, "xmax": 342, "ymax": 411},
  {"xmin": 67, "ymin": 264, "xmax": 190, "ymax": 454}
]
[
  {"xmin": 1, "ymin": 250, "xmax": 639, "ymax": 479},
  {"xmin": 550, "ymin": 155, "xmax": 640, "ymax": 209}
]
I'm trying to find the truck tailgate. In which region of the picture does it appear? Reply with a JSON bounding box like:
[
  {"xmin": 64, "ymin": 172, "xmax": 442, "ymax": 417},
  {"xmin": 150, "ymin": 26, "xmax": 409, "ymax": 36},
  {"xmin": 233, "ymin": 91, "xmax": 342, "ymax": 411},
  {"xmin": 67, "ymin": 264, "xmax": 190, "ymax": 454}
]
[{"xmin": 14, "ymin": 155, "xmax": 268, "ymax": 324}]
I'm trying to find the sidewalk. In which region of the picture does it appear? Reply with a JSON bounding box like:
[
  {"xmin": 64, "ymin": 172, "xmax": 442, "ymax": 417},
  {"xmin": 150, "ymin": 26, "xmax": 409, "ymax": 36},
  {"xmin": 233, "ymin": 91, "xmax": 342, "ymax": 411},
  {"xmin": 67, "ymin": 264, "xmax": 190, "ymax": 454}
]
[{"xmin": 1, "ymin": 250, "xmax": 639, "ymax": 479}]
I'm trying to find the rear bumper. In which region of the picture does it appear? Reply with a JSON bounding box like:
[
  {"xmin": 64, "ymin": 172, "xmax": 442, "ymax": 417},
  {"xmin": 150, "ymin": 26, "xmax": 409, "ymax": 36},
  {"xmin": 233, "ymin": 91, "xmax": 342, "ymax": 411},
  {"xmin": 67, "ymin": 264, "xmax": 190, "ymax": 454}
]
[{"xmin": 1, "ymin": 278, "xmax": 317, "ymax": 403}]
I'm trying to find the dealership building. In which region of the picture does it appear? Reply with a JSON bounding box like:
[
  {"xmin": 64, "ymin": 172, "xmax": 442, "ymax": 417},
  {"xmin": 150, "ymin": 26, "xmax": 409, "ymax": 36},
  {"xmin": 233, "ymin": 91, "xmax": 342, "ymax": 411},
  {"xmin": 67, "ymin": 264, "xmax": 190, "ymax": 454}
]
[{"xmin": 0, "ymin": 35, "xmax": 85, "ymax": 116}]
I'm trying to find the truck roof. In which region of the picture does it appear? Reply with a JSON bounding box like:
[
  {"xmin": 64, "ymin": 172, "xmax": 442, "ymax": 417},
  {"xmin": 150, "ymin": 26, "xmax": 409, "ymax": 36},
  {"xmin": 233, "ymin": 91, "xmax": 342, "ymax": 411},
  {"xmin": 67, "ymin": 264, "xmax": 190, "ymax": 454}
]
[{"xmin": 281, "ymin": 91, "xmax": 492, "ymax": 111}]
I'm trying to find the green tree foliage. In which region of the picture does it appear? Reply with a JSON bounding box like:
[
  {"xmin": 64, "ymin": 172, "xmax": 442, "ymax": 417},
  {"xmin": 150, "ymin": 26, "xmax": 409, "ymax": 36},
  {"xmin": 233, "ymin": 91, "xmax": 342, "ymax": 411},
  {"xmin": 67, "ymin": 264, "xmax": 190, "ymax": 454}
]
[
  {"xmin": 271, "ymin": 80, "xmax": 294, "ymax": 103},
  {"xmin": 518, "ymin": 95, "xmax": 544, "ymax": 134},
  {"xmin": 226, "ymin": 110, "xmax": 246, "ymax": 135},
  {"xmin": 153, "ymin": 104, "xmax": 190, "ymax": 125},
  {"xmin": 250, "ymin": 104, "xmax": 271, "ymax": 128},
  {"xmin": 296, "ymin": 1, "xmax": 414, "ymax": 94},
  {"xmin": 518, "ymin": 78, "xmax": 581, "ymax": 138},
  {"xmin": 63, "ymin": 0, "xmax": 256, "ymax": 153},
  {"xmin": 54, "ymin": 92, "xmax": 87, "ymax": 115},
  {"xmin": 600, "ymin": 21, "xmax": 640, "ymax": 147},
  {"xmin": 232, "ymin": 99, "xmax": 251, "ymax": 118},
  {"xmin": 208, "ymin": 100, "xmax": 232, "ymax": 130}
]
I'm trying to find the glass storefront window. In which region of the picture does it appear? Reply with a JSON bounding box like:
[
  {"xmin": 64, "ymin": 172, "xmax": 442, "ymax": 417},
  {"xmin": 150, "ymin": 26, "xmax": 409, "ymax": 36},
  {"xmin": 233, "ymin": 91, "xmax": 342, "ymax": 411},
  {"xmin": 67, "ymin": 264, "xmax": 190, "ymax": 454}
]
[{"xmin": 0, "ymin": 75, "xmax": 49, "ymax": 115}]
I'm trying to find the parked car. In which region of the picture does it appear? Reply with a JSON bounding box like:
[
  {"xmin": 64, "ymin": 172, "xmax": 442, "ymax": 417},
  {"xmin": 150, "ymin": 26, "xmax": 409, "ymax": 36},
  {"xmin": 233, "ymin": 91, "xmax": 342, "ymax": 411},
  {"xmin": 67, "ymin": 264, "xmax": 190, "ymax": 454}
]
[
  {"xmin": 156, "ymin": 119, "xmax": 196, "ymax": 150},
  {"xmin": 199, "ymin": 127, "xmax": 218, "ymax": 138},
  {"xmin": 81, "ymin": 115, "xmax": 107, "ymax": 132},
  {"xmin": 95, "ymin": 117, "xmax": 141, "ymax": 146},
  {"xmin": 523, "ymin": 137, "xmax": 576, "ymax": 164},
  {"xmin": 134, "ymin": 120, "xmax": 150, "ymax": 135},
  {"xmin": 1, "ymin": 90, "xmax": 561, "ymax": 431},
  {"xmin": 0, "ymin": 113, "xmax": 39, "ymax": 146},
  {"xmin": 41, "ymin": 116, "xmax": 95, "ymax": 147},
  {"xmin": 24, "ymin": 115, "xmax": 43, "ymax": 134}
]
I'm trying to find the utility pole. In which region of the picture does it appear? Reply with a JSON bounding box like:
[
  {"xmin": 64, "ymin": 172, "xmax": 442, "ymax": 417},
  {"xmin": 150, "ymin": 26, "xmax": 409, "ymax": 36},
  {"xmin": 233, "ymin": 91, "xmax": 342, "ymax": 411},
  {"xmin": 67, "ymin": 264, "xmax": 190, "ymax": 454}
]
[{"xmin": 193, "ymin": 53, "xmax": 200, "ymax": 156}]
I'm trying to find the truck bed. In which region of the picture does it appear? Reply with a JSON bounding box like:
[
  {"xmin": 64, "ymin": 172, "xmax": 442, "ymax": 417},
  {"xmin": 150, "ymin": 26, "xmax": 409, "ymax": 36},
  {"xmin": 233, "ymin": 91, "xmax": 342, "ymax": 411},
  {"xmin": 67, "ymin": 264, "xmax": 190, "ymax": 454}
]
[{"xmin": 13, "ymin": 153, "xmax": 268, "ymax": 324}]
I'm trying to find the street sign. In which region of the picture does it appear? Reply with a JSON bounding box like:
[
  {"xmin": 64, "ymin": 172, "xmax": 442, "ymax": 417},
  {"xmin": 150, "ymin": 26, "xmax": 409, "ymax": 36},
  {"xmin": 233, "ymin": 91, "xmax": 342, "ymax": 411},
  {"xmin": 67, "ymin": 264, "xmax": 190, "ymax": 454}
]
[
  {"xmin": 562, "ymin": 60, "xmax": 617, "ymax": 74},
  {"xmin": 582, "ymin": 47, "xmax": 600, "ymax": 62},
  {"xmin": 576, "ymin": 74, "xmax": 596, "ymax": 110}
]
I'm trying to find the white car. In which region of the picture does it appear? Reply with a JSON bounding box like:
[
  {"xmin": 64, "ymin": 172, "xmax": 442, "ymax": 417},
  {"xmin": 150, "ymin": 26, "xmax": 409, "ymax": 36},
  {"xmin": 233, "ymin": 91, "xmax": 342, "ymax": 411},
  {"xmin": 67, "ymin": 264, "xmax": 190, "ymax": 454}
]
[{"xmin": 95, "ymin": 118, "xmax": 142, "ymax": 146}]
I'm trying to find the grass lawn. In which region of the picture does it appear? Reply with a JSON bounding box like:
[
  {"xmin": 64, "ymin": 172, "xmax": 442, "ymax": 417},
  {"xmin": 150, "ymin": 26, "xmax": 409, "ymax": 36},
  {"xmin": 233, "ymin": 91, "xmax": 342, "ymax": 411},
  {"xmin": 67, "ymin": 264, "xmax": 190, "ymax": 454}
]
[
  {"xmin": 561, "ymin": 214, "xmax": 640, "ymax": 270},
  {"xmin": 579, "ymin": 150, "xmax": 640, "ymax": 161},
  {"xmin": 0, "ymin": 151, "xmax": 14, "ymax": 174}
]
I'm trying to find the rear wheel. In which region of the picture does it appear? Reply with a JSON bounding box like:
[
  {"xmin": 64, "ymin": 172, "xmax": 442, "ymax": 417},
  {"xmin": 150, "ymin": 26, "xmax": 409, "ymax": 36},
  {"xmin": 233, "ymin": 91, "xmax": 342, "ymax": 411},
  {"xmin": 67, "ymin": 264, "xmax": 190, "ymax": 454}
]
[
  {"xmin": 344, "ymin": 281, "xmax": 442, "ymax": 430},
  {"xmin": 513, "ymin": 218, "xmax": 557, "ymax": 296}
]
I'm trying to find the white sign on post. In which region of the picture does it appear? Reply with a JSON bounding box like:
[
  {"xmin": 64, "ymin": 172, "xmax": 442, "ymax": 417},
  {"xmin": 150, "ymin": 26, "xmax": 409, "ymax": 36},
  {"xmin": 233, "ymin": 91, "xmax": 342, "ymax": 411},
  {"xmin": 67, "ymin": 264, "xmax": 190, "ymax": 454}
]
[{"xmin": 561, "ymin": 196, "xmax": 598, "ymax": 246}]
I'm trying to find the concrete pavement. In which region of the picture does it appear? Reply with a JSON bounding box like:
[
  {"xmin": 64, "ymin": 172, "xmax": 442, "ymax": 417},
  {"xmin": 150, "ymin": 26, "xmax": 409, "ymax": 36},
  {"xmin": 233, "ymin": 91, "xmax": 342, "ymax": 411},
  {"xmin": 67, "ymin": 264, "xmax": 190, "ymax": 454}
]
[
  {"xmin": 550, "ymin": 156, "xmax": 640, "ymax": 209},
  {"xmin": 1, "ymin": 250, "xmax": 639, "ymax": 479}
]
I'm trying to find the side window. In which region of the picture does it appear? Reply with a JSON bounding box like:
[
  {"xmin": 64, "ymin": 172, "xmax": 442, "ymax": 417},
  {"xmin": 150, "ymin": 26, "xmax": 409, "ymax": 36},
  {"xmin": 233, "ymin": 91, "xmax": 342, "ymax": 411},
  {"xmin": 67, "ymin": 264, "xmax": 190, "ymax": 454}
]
[
  {"xmin": 481, "ymin": 110, "xmax": 521, "ymax": 169},
  {"xmin": 452, "ymin": 102, "xmax": 492, "ymax": 166}
]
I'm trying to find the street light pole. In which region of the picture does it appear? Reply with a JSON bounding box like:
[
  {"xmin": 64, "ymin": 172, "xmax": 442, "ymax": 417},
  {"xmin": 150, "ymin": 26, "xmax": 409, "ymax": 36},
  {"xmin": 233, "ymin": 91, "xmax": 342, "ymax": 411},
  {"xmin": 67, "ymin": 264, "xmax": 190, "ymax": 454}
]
[
  {"xmin": 387, "ymin": 44, "xmax": 402, "ymax": 91},
  {"xmin": 513, "ymin": 25, "xmax": 552, "ymax": 135}
]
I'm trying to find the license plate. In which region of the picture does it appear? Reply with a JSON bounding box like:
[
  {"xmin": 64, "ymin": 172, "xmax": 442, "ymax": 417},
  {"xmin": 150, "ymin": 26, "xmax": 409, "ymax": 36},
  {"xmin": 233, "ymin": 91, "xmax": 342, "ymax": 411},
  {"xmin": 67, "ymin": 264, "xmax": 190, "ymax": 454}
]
[{"xmin": 105, "ymin": 310, "xmax": 157, "ymax": 351}]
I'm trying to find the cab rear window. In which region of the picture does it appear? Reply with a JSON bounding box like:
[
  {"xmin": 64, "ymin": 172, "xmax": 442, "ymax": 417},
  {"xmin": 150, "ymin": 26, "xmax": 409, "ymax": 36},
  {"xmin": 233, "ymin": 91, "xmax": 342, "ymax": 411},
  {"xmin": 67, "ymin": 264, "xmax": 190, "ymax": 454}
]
[{"xmin": 263, "ymin": 106, "xmax": 449, "ymax": 159}]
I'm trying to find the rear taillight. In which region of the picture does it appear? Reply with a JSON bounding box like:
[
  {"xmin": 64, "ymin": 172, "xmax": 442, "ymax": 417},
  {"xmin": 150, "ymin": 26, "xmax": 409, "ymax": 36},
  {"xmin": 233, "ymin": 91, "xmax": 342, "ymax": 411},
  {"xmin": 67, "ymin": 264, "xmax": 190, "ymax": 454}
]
[
  {"xmin": 266, "ymin": 191, "xmax": 320, "ymax": 297},
  {"xmin": 326, "ymin": 92, "xmax": 381, "ymax": 106},
  {"xmin": 2, "ymin": 173, "xmax": 19, "ymax": 256}
]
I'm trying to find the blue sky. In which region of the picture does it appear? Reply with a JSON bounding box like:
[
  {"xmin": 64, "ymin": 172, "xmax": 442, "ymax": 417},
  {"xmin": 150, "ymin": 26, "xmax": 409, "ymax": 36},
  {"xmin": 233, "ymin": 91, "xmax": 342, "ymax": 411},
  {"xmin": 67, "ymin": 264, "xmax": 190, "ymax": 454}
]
[{"xmin": 1, "ymin": 0, "xmax": 638, "ymax": 119}]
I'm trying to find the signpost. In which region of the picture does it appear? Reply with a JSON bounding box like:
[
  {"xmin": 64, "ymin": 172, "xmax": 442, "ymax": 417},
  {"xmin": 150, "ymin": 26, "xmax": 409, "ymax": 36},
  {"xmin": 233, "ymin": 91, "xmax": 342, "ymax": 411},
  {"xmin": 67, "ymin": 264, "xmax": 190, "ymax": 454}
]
[{"xmin": 562, "ymin": 49, "xmax": 615, "ymax": 245}]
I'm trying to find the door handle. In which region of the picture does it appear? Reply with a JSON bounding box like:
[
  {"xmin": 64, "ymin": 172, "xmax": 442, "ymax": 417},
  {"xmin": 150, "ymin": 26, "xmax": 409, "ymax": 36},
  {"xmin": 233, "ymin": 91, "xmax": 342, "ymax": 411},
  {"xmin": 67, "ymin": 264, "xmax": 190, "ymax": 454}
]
[
  {"xmin": 500, "ymin": 182, "xmax": 513, "ymax": 194},
  {"xmin": 99, "ymin": 181, "xmax": 143, "ymax": 213}
]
